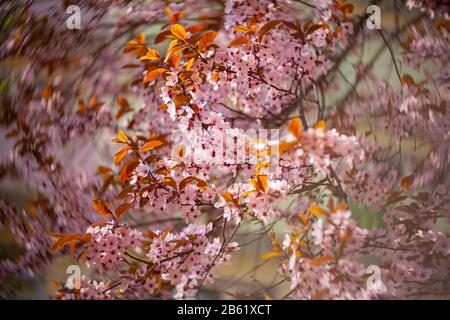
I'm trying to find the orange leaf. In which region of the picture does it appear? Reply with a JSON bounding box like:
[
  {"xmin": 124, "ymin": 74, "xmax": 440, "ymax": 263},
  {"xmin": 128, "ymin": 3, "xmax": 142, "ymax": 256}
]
[
  {"xmin": 115, "ymin": 96, "xmax": 132, "ymax": 119},
  {"xmin": 122, "ymin": 33, "xmax": 146, "ymax": 55},
  {"xmin": 25, "ymin": 201, "xmax": 37, "ymax": 218},
  {"xmin": 139, "ymin": 48, "xmax": 160, "ymax": 60},
  {"xmin": 117, "ymin": 130, "xmax": 129, "ymax": 143},
  {"xmin": 168, "ymin": 54, "xmax": 181, "ymax": 68},
  {"xmin": 162, "ymin": 226, "xmax": 174, "ymax": 239},
  {"xmin": 298, "ymin": 213, "xmax": 309, "ymax": 225},
  {"xmin": 143, "ymin": 68, "xmax": 167, "ymax": 84},
  {"xmin": 309, "ymin": 204, "xmax": 329, "ymax": 216},
  {"xmin": 115, "ymin": 203, "xmax": 132, "ymax": 220},
  {"xmin": 135, "ymin": 33, "xmax": 145, "ymax": 44},
  {"xmin": 288, "ymin": 117, "xmax": 302, "ymax": 139},
  {"xmin": 264, "ymin": 293, "xmax": 273, "ymax": 300},
  {"xmin": 164, "ymin": 7, "xmax": 173, "ymax": 20},
  {"xmin": 249, "ymin": 177, "xmax": 259, "ymax": 191},
  {"xmin": 185, "ymin": 57, "xmax": 195, "ymax": 71},
  {"xmin": 198, "ymin": 31, "xmax": 217, "ymax": 51},
  {"xmin": 223, "ymin": 192, "xmax": 234, "ymax": 202},
  {"xmin": 241, "ymin": 189, "xmax": 258, "ymax": 198},
  {"xmin": 165, "ymin": 44, "xmax": 189, "ymax": 62},
  {"xmin": 228, "ymin": 37, "xmax": 250, "ymax": 47},
  {"xmin": 401, "ymin": 175, "xmax": 415, "ymax": 190},
  {"xmin": 155, "ymin": 167, "xmax": 169, "ymax": 176},
  {"xmin": 114, "ymin": 145, "xmax": 132, "ymax": 165},
  {"xmin": 250, "ymin": 175, "xmax": 268, "ymax": 193},
  {"xmin": 119, "ymin": 166, "xmax": 129, "ymax": 184},
  {"xmin": 335, "ymin": 202, "xmax": 348, "ymax": 211},
  {"xmin": 90, "ymin": 95, "xmax": 97, "ymax": 107},
  {"xmin": 116, "ymin": 97, "xmax": 130, "ymax": 110},
  {"xmin": 258, "ymin": 20, "xmax": 282, "ymax": 42},
  {"xmin": 257, "ymin": 175, "xmax": 268, "ymax": 192},
  {"xmin": 155, "ymin": 30, "xmax": 172, "ymax": 44},
  {"xmin": 260, "ymin": 252, "xmax": 280, "ymax": 260},
  {"xmin": 163, "ymin": 176, "xmax": 178, "ymax": 190},
  {"xmin": 170, "ymin": 24, "xmax": 187, "ymax": 40},
  {"xmin": 196, "ymin": 179, "xmax": 208, "ymax": 190},
  {"xmin": 278, "ymin": 141, "xmax": 296, "ymax": 154},
  {"xmin": 92, "ymin": 198, "xmax": 113, "ymax": 217},
  {"xmin": 314, "ymin": 120, "xmax": 326, "ymax": 130},
  {"xmin": 342, "ymin": 3, "xmax": 354, "ymax": 15},
  {"xmin": 179, "ymin": 176, "xmax": 196, "ymax": 190},
  {"xmin": 119, "ymin": 159, "xmax": 139, "ymax": 184},
  {"xmin": 233, "ymin": 25, "xmax": 249, "ymax": 33},
  {"xmin": 139, "ymin": 140, "xmax": 165, "ymax": 153},
  {"xmin": 177, "ymin": 176, "xmax": 206, "ymax": 191},
  {"xmin": 186, "ymin": 24, "xmax": 209, "ymax": 33},
  {"xmin": 41, "ymin": 86, "xmax": 52, "ymax": 99},
  {"xmin": 167, "ymin": 39, "xmax": 179, "ymax": 51},
  {"xmin": 401, "ymin": 74, "xmax": 415, "ymax": 87},
  {"xmin": 312, "ymin": 288, "xmax": 327, "ymax": 300},
  {"xmin": 310, "ymin": 255, "xmax": 335, "ymax": 267},
  {"xmin": 165, "ymin": 8, "xmax": 184, "ymax": 23},
  {"xmin": 51, "ymin": 233, "xmax": 81, "ymax": 252}
]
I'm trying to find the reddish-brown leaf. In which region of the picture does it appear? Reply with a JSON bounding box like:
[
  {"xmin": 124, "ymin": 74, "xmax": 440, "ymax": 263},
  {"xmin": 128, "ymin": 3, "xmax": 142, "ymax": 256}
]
[
  {"xmin": 51, "ymin": 233, "xmax": 81, "ymax": 252},
  {"xmin": 227, "ymin": 37, "xmax": 250, "ymax": 47},
  {"xmin": 258, "ymin": 20, "xmax": 282, "ymax": 42},
  {"xmin": 155, "ymin": 30, "xmax": 172, "ymax": 44},
  {"xmin": 116, "ymin": 96, "xmax": 130, "ymax": 110},
  {"xmin": 401, "ymin": 175, "xmax": 415, "ymax": 190},
  {"xmin": 114, "ymin": 145, "xmax": 132, "ymax": 165},
  {"xmin": 306, "ymin": 24, "xmax": 323, "ymax": 35},
  {"xmin": 196, "ymin": 179, "xmax": 208, "ymax": 190},
  {"xmin": 115, "ymin": 203, "xmax": 132, "ymax": 220},
  {"xmin": 198, "ymin": 31, "xmax": 217, "ymax": 51},
  {"xmin": 186, "ymin": 24, "xmax": 208, "ymax": 33},
  {"xmin": 179, "ymin": 176, "xmax": 196, "ymax": 190},
  {"xmin": 143, "ymin": 68, "xmax": 167, "ymax": 84},
  {"xmin": 163, "ymin": 176, "xmax": 178, "ymax": 190},
  {"xmin": 92, "ymin": 198, "xmax": 113, "ymax": 217},
  {"xmin": 120, "ymin": 159, "xmax": 139, "ymax": 184}
]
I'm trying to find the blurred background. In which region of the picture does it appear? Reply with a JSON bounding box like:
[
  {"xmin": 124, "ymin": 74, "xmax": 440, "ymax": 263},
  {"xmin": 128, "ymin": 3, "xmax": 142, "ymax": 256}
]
[{"xmin": 0, "ymin": 0, "xmax": 447, "ymax": 299}]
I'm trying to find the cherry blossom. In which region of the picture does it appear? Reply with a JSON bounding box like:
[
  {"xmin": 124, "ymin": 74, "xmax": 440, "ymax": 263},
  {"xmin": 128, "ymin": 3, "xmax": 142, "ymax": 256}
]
[{"xmin": 0, "ymin": 0, "xmax": 449, "ymax": 300}]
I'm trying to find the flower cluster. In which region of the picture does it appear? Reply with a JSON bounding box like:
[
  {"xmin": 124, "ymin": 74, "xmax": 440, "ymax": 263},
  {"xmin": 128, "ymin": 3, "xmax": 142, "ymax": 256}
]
[
  {"xmin": 145, "ymin": 223, "xmax": 238, "ymax": 298},
  {"xmin": 0, "ymin": 0, "xmax": 449, "ymax": 300},
  {"xmin": 83, "ymin": 224, "xmax": 143, "ymax": 271}
]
